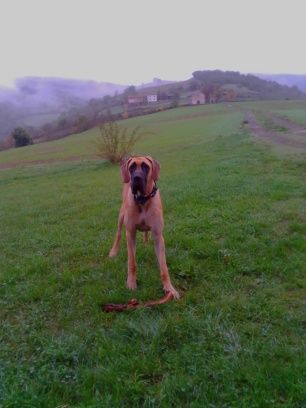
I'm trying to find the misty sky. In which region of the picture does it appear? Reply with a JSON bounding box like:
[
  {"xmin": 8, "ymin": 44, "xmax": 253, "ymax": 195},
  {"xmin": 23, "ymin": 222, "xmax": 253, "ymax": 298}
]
[{"xmin": 0, "ymin": 0, "xmax": 305, "ymax": 87}]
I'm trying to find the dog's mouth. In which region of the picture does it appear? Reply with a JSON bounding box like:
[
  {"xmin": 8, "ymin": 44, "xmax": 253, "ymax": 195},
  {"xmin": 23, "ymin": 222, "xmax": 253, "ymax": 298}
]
[
  {"xmin": 130, "ymin": 166, "xmax": 148, "ymax": 196},
  {"xmin": 132, "ymin": 182, "xmax": 146, "ymax": 196}
]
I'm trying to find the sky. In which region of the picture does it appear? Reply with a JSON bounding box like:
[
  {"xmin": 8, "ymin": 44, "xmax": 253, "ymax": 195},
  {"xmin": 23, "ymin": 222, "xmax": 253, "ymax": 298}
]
[{"xmin": 0, "ymin": 0, "xmax": 305, "ymax": 88}]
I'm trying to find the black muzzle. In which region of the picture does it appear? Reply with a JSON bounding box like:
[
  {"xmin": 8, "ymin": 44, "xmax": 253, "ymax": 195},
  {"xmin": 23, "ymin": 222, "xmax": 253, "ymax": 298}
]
[{"xmin": 131, "ymin": 172, "xmax": 147, "ymax": 195}]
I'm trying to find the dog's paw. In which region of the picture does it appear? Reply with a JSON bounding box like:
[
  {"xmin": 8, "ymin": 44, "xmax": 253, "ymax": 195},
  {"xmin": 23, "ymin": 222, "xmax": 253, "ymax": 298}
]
[
  {"xmin": 164, "ymin": 284, "xmax": 180, "ymax": 299},
  {"xmin": 108, "ymin": 248, "xmax": 118, "ymax": 258},
  {"xmin": 126, "ymin": 278, "xmax": 137, "ymax": 290}
]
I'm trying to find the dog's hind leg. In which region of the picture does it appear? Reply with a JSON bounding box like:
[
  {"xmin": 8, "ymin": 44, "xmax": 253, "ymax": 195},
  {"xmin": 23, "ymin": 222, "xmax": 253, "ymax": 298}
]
[
  {"xmin": 126, "ymin": 229, "xmax": 137, "ymax": 290},
  {"xmin": 109, "ymin": 207, "xmax": 124, "ymax": 258}
]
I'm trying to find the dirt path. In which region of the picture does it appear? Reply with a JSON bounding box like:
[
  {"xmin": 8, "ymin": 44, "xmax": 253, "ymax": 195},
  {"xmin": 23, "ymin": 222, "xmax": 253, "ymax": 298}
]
[
  {"xmin": 268, "ymin": 113, "xmax": 306, "ymax": 135},
  {"xmin": 245, "ymin": 112, "xmax": 306, "ymax": 149}
]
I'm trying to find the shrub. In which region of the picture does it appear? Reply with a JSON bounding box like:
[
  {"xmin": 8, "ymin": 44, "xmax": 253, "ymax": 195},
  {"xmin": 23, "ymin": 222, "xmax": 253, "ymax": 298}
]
[
  {"xmin": 94, "ymin": 119, "xmax": 148, "ymax": 163},
  {"xmin": 11, "ymin": 127, "xmax": 33, "ymax": 147}
]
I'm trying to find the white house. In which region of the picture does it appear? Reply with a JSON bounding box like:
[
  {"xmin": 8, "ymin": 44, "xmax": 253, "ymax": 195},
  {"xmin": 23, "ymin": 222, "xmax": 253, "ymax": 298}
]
[{"xmin": 147, "ymin": 94, "xmax": 158, "ymax": 103}]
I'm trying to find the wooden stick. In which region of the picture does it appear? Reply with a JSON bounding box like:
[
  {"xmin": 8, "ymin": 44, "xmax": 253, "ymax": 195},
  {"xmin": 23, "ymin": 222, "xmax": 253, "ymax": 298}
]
[{"xmin": 102, "ymin": 292, "xmax": 174, "ymax": 312}]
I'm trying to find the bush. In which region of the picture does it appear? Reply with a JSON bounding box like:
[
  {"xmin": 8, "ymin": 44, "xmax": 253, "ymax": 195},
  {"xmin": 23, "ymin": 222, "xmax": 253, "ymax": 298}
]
[
  {"xmin": 94, "ymin": 119, "xmax": 148, "ymax": 163},
  {"xmin": 11, "ymin": 127, "xmax": 33, "ymax": 147}
]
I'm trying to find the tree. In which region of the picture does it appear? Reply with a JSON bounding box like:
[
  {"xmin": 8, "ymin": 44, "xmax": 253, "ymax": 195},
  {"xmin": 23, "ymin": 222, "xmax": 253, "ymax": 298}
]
[
  {"xmin": 188, "ymin": 79, "xmax": 199, "ymax": 91},
  {"xmin": 201, "ymin": 84, "xmax": 220, "ymax": 103},
  {"xmin": 11, "ymin": 127, "xmax": 33, "ymax": 147},
  {"xmin": 122, "ymin": 85, "xmax": 137, "ymax": 104},
  {"xmin": 171, "ymin": 91, "xmax": 180, "ymax": 108},
  {"xmin": 74, "ymin": 114, "xmax": 90, "ymax": 132},
  {"xmin": 124, "ymin": 85, "xmax": 136, "ymax": 95},
  {"xmin": 225, "ymin": 88, "xmax": 236, "ymax": 101},
  {"xmin": 102, "ymin": 95, "xmax": 112, "ymax": 105}
]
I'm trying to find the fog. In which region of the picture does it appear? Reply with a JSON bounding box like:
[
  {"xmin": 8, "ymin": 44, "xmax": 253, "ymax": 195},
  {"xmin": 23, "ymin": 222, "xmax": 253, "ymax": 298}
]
[{"xmin": 0, "ymin": 77, "xmax": 126, "ymax": 138}]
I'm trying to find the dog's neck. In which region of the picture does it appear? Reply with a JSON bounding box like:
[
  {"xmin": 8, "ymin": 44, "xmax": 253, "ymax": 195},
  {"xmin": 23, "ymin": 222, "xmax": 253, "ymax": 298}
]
[{"xmin": 133, "ymin": 182, "xmax": 158, "ymax": 206}]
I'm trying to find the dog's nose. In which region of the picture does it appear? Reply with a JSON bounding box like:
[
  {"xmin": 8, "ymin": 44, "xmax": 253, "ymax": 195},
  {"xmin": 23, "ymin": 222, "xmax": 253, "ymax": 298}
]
[{"xmin": 133, "ymin": 175, "xmax": 142, "ymax": 183}]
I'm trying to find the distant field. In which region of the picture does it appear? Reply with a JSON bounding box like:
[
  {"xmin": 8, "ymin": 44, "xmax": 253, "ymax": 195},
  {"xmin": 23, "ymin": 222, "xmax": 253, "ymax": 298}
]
[
  {"xmin": 1, "ymin": 101, "xmax": 305, "ymax": 169},
  {"xmin": 0, "ymin": 101, "xmax": 305, "ymax": 407},
  {"xmin": 21, "ymin": 112, "xmax": 60, "ymax": 127}
]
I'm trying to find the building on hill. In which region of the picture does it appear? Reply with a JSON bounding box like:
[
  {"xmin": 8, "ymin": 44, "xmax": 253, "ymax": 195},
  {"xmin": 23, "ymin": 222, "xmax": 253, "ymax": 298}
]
[
  {"xmin": 128, "ymin": 95, "xmax": 144, "ymax": 105},
  {"xmin": 147, "ymin": 94, "xmax": 158, "ymax": 103},
  {"xmin": 191, "ymin": 91, "xmax": 205, "ymax": 104}
]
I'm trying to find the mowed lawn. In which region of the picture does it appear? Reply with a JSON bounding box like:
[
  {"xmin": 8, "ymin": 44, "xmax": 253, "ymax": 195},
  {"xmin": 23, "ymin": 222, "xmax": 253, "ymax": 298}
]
[{"xmin": 0, "ymin": 103, "xmax": 305, "ymax": 407}]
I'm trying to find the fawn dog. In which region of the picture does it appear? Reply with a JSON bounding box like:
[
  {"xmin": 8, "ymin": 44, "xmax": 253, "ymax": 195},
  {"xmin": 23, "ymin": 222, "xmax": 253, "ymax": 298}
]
[{"xmin": 109, "ymin": 156, "xmax": 179, "ymax": 298}]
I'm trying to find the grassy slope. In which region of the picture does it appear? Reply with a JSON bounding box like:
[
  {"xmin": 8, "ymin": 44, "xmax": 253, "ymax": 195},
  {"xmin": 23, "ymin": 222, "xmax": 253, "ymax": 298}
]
[
  {"xmin": 0, "ymin": 104, "xmax": 232, "ymax": 166},
  {"xmin": 0, "ymin": 103, "xmax": 305, "ymax": 407}
]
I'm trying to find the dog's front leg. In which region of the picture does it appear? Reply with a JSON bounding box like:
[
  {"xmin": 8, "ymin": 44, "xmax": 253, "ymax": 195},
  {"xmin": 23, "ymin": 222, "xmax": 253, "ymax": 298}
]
[
  {"xmin": 152, "ymin": 232, "xmax": 179, "ymax": 299},
  {"xmin": 109, "ymin": 206, "xmax": 124, "ymax": 258},
  {"xmin": 126, "ymin": 229, "xmax": 137, "ymax": 290}
]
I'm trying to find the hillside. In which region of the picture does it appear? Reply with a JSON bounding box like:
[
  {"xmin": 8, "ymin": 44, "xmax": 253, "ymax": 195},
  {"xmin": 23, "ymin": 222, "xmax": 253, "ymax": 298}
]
[
  {"xmin": 257, "ymin": 73, "xmax": 306, "ymax": 92},
  {"xmin": 1, "ymin": 70, "xmax": 305, "ymax": 145},
  {"xmin": 134, "ymin": 70, "xmax": 306, "ymax": 101},
  {"xmin": 190, "ymin": 70, "xmax": 306, "ymax": 100}
]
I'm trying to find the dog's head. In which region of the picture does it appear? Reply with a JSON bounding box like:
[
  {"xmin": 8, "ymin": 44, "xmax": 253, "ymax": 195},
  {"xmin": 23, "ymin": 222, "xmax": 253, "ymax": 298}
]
[{"xmin": 120, "ymin": 156, "xmax": 160, "ymax": 194}]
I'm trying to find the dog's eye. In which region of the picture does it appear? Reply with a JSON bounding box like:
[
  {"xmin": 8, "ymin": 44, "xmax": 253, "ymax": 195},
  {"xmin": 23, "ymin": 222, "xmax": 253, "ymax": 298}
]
[
  {"xmin": 141, "ymin": 162, "xmax": 150, "ymax": 173},
  {"xmin": 129, "ymin": 162, "xmax": 137, "ymax": 173}
]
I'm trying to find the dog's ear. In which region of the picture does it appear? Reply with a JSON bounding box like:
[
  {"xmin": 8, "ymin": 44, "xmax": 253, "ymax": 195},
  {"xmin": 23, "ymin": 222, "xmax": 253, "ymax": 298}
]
[
  {"xmin": 120, "ymin": 157, "xmax": 132, "ymax": 183},
  {"xmin": 146, "ymin": 156, "xmax": 160, "ymax": 181}
]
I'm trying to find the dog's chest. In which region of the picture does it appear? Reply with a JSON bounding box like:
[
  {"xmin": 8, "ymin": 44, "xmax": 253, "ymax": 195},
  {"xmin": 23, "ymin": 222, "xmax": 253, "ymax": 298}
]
[{"xmin": 134, "ymin": 206, "xmax": 151, "ymax": 231}]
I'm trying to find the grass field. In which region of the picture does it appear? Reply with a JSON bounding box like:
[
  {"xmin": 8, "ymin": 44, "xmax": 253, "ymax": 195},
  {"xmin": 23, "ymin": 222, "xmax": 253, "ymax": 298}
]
[{"xmin": 0, "ymin": 102, "xmax": 305, "ymax": 407}]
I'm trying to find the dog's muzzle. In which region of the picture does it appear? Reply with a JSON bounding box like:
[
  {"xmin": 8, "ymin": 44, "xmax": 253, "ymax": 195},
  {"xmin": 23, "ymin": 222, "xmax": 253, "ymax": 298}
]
[{"xmin": 131, "ymin": 174, "xmax": 146, "ymax": 195}]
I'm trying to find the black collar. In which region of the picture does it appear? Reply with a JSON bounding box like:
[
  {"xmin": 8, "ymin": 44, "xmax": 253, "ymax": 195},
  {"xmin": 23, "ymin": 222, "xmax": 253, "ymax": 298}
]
[{"xmin": 133, "ymin": 183, "xmax": 158, "ymax": 205}]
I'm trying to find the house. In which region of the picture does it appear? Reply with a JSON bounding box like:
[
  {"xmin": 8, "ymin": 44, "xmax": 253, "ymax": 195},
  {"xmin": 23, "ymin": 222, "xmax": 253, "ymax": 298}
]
[
  {"xmin": 191, "ymin": 91, "xmax": 205, "ymax": 105},
  {"xmin": 128, "ymin": 95, "xmax": 144, "ymax": 105},
  {"xmin": 147, "ymin": 94, "xmax": 158, "ymax": 103}
]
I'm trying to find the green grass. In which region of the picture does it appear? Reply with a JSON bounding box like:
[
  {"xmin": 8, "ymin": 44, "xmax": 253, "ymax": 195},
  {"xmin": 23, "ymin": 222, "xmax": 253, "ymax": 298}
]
[
  {"xmin": 0, "ymin": 102, "xmax": 305, "ymax": 407},
  {"xmin": 273, "ymin": 108, "xmax": 306, "ymax": 127},
  {"xmin": 0, "ymin": 104, "xmax": 237, "ymax": 166}
]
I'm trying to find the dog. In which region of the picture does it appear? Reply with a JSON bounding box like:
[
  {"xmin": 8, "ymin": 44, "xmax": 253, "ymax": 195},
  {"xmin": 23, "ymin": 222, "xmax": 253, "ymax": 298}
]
[{"xmin": 109, "ymin": 155, "xmax": 179, "ymax": 299}]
